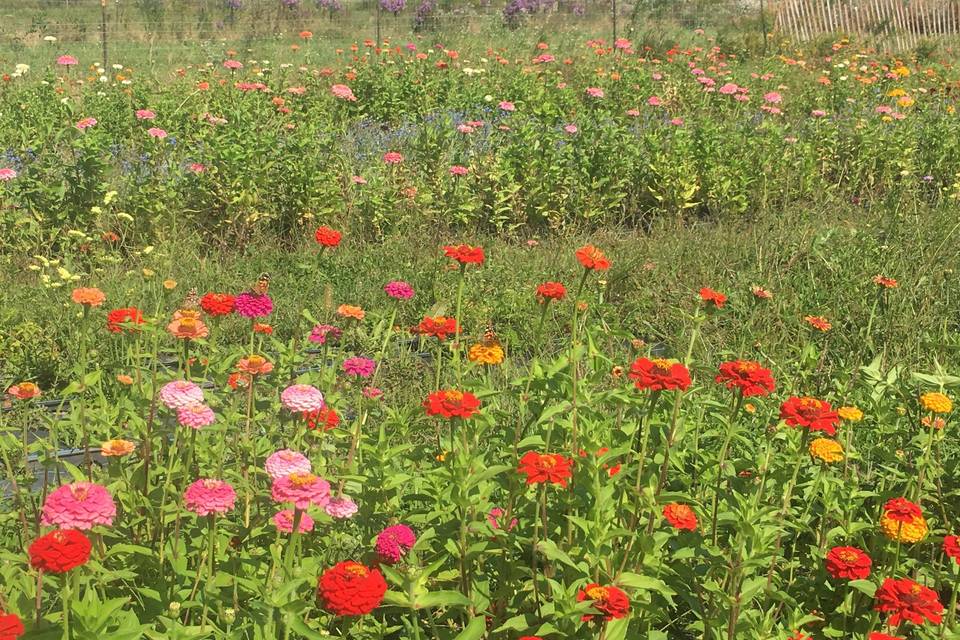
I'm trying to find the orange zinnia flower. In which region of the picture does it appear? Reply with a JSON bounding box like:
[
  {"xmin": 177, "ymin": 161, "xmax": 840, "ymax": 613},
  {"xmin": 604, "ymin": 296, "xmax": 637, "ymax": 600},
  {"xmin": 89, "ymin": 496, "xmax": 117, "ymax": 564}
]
[
  {"xmin": 71, "ymin": 287, "xmax": 106, "ymax": 307},
  {"xmin": 101, "ymin": 439, "xmax": 136, "ymax": 457},
  {"xmin": 337, "ymin": 304, "xmax": 365, "ymax": 321},
  {"xmin": 167, "ymin": 314, "xmax": 209, "ymax": 340},
  {"xmin": 517, "ymin": 451, "xmax": 574, "ymax": 486},
  {"xmin": 574, "ymin": 245, "xmax": 611, "ymax": 271},
  {"xmin": 236, "ymin": 355, "xmax": 274, "ymax": 376},
  {"xmin": 804, "ymin": 315, "xmax": 832, "ymax": 331},
  {"xmin": 7, "ymin": 382, "xmax": 41, "ymax": 400}
]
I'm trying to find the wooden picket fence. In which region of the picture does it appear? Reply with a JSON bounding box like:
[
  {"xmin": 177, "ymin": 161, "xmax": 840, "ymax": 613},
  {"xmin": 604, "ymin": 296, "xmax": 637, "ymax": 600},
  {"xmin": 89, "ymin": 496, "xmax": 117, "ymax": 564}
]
[{"xmin": 775, "ymin": 0, "xmax": 960, "ymax": 48}]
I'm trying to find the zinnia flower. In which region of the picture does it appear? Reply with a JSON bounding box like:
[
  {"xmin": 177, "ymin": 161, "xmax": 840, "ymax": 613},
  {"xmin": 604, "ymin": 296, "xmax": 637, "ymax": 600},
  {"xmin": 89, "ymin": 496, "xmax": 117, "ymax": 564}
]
[
  {"xmin": 317, "ymin": 561, "xmax": 387, "ymax": 616},
  {"xmin": 780, "ymin": 396, "xmax": 840, "ymax": 435},
  {"xmin": 809, "ymin": 438, "xmax": 843, "ymax": 463},
  {"xmin": 468, "ymin": 343, "xmax": 504, "ymax": 365},
  {"xmin": 177, "ymin": 404, "xmax": 215, "ymax": 429},
  {"xmin": 184, "ymin": 479, "xmax": 236, "ymax": 516},
  {"xmin": 325, "ymin": 496, "xmax": 359, "ymax": 519},
  {"xmin": 699, "ymin": 287, "xmax": 726, "ymax": 308},
  {"xmin": 315, "ymin": 225, "xmax": 342, "ymax": 247},
  {"xmin": 628, "ymin": 357, "xmax": 691, "ymax": 391},
  {"xmin": 331, "ymin": 84, "xmax": 357, "ymax": 101},
  {"xmin": 804, "ymin": 315, "xmax": 832, "ymax": 331},
  {"xmin": 41, "ymin": 482, "xmax": 116, "ymax": 530},
  {"xmin": 576, "ymin": 583, "xmax": 630, "ymax": 622},
  {"xmin": 57, "ymin": 54, "xmax": 79, "ymax": 66},
  {"xmin": 868, "ymin": 634, "xmax": 904, "ymax": 640},
  {"xmin": 271, "ymin": 472, "xmax": 330, "ymax": 509},
  {"xmin": 106, "ymin": 307, "xmax": 145, "ymax": 333},
  {"xmin": 0, "ymin": 612, "xmax": 24, "ymax": 639},
  {"xmin": 943, "ymin": 535, "xmax": 960, "ymax": 564},
  {"xmin": 167, "ymin": 315, "xmax": 209, "ymax": 340},
  {"xmin": 714, "ymin": 360, "xmax": 775, "ymax": 397},
  {"xmin": 838, "ymin": 406, "xmax": 863, "ymax": 422},
  {"xmin": 29, "ymin": 529, "xmax": 91, "ymax": 573},
  {"xmin": 517, "ymin": 451, "xmax": 574, "ymax": 487},
  {"xmin": 487, "ymin": 507, "xmax": 518, "ymax": 531},
  {"xmin": 423, "ymin": 390, "xmax": 481, "ymax": 419},
  {"xmin": 383, "ymin": 151, "xmax": 404, "ymax": 164},
  {"xmin": 0, "ymin": 168, "xmax": 17, "ymax": 182},
  {"xmin": 274, "ymin": 509, "xmax": 315, "ymax": 533},
  {"xmin": 374, "ymin": 524, "xmax": 417, "ymax": 564},
  {"xmin": 100, "ymin": 439, "xmax": 135, "ymax": 457},
  {"xmin": 663, "ymin": 503, "xmax": 698, "ymax": 531},
  {"xmin": 309, "ymin": 324, "xmax": 341, "ymax": 344},
  {"xmin": 71, "ymin": 287, "xmax": 105, "ymax": 307},
  {"xmin": 384, "ymin": 280, "xmax": 415, "ymax": 300},
  {"xmin": 265, "ymin": 449, "xmax": 312, "ymax": 480},
  {"xmin": 200, "ymin": 293, "xmax": 236, "ymax": 316},
  {"xmin": 443, "ymin": 244, "xmax": 485, "ymax": 265},
  {"xmin": 159, "ymin": 380, "xmax": 204, "ymax": 409},
  {"xmin": 303, "ymin": 406, "xmax": 340, "ymax": 430},
  {"xmin": 825, "ymin": 546, "xmax": 872, "ymax": 580},
  {"xmin": 873, "ymin": 274, "xmax": 899, "ymax": 288},
  {"xmin": 575, "ymin": 245, "xmax": 610, "ymax": 271},
  {"xmin": 337, "ymin": 304, "xmax": 365, "ymax": 321},
  {"xmin": 234, "ymin": 291, "xmax": 273, "ymax": 318},
  {"xmin": 342, "ymin": 357, "xmax": 376, "ymax": 378},
  {"xmin": 7, "ymin": 382, "xmax": 40, "ymax": 400},
  {"xmin": 236, "ymin": 354, "xmax": 274, "ymax": 376},
  {"xmin": 920, "ymin": 392, "xmax": 952, "ymax": 414},
  {"xmin": 882, "ymin": 497, "xmax": 922, "ymax": 523},
  {"xmin": 880, "ymin": 511, "xmax": 928, "ymax": 544},
  {"xmin": 281, "ymin": 384, "xmax": 324, "ymax": 412},
  {"xmin": 874, "ymin": 577, "xmax": 943, "ymax": 626},
  {"xmin": 536, "ymin": 281, "xmax": 566, "ymax": 303},
  {"xmin": 751, "ymin": 285, "xmax": 773, "ymax": 300},
  {"xmin": 416, "ymin": 316, "xmax": 459, "ymax": 340}
]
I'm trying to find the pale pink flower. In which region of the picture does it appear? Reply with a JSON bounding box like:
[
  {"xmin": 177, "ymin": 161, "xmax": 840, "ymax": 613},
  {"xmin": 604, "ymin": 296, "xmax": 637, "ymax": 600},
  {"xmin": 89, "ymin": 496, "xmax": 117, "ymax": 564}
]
[
  {"xmin": 271, "ymin": 472, "xmax": 330, "ymax": 509},
  {"xmin": 286, "ymin": 86, "xmax": 307, "ymax": 95},
  {"xmin": 0, "ymin": 168, "xmax": 17, "ymax": 181},
  {"xmin": 498, "ymin": 100, "xmax": 515, "ymax": 112},
  {"xmin": 57, "ymin": 55, "xmax": 78, "ymax": 66},
  {"xmin": 325, "ymin": 496, "xmax": 359, "ymax": 519},
  {"xmin": 147, "ymin": 127, "xmax": 167, "ymax": 139},
  {"xmin": 585, "ymin": 87, "xmax": 605, "ymax": 98},
  {"xmin": 351, "ymin": 175, "xmax": 367, "ymax": 184},
  {"xmin": 331, "ymin": 84, "xmax": 357, "ymax": 101},
  {"xmin": 375, "ymin": 524, "xmax": 416, "ymax": 564},
  {"xmin": 670, "ymin": 118, "xmax": 684, "ymax": 126},
  {"xmin": 281, "ymin": 384, "xmax": 325, "ymax": 413},
  {"xmin": 614, "ymin": 38, "xmax": 632, "ymax": 50},
  {"xmin": 135, "ymin": 109, "xmax": 156, "ymax": 120},
  {"xmin": 75, "ymin": 117, "xmax": 98, "ymax": 130},
  {"xmin": 177, "ymin": 403, "xmax": 216, "ymax": 429},
  {"xmin": 273, "ymin": 509, "xmax": 315, "ymax": 533},
  {"xmin": 647, "ymin": 96, "xmax": 662, "ymax": 107},
  {"xmin": 563, "ymin": 124, "xmax": 578, "ymax": 134},
  {"xmin": 383, "ymin": 151, "xmax": 404, "ymax": 164},
  {"xmin": 159, "ymin": 380, "xmax": 205, "ymax": 410},
  {"xmin": 625, "ymin": 109, "xmax": 640, "ymax": 117},
  {"xmin": 456, "ymin": 124, "xmax": 475, "ymax": 134},
  {"xmin": 265, "ymin": 449, "xmax": 312, "ymax": 480},
  {"xmin": 41, "ymin": 482, "xmax": 116, "ymax": 530},
  {"xmin": 811, "ymin": 109, "xmax": 827, "ymax": 117},
  {"xmin": 763, "ymin": 91, "xmax": 782, "ymax": 104},
  {"xmin": 184, "ymin": 478, "xmax": 236, "ymax": 516},
  {"xmin": 449, "ymin": 165, "xmax": 469, "ymax": 176},
  {"xmin": 223, "ymin": 59, "xmax": 243, "ymax": 70},
  {"xmin": 652, "ymin": 72, "xmax": 663, "ymax": 80},
  {"xmin": 719, "ymin": 83, "xmax": 739, "ymax": 95}
]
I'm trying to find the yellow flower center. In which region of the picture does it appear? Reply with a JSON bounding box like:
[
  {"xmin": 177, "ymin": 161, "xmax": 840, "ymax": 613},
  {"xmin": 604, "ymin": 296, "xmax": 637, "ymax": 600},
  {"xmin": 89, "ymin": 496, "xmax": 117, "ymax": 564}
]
[
  {"xmin": 444, "ymin": 390, "xmax": 464, "ymax": 402},
  {"xmin": 345, "ymin": 563, "xmax": 368, "ymax": 577},
  {"xmin": 288, "ymin": 472, "xmax": 316, "ymax": 487},
  {"xmin": 586, "ymin": 586, "xmax": 609, "ymax": 601}
]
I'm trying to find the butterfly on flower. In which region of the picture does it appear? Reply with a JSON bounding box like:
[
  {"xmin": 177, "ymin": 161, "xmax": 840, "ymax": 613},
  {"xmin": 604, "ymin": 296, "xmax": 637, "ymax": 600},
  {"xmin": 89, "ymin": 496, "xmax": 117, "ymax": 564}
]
[
  {"xmin": 251, "ymin": 272, "xmax": 270, "ymax": 295},
  {"xmin": 481, "ymin": 323, "xmax": 501, "ymax": 349},
  {"xmin": 182, "ymin": 287, "xmax": 200, "ymax": 310}
]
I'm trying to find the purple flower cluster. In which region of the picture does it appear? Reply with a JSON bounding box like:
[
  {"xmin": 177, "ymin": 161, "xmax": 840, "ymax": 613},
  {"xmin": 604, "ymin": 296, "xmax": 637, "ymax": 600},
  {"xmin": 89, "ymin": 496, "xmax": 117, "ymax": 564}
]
[
  {"xmin": 414, "ymin": 0, "xmax": 436, "ymax": 29},
  {"xmin": 317, "ymin": 0, "xmax": 343, "ymax": 11},
  {"xmin": 380, "ymin": 0, "xmax": 405, "ymax": 13}
]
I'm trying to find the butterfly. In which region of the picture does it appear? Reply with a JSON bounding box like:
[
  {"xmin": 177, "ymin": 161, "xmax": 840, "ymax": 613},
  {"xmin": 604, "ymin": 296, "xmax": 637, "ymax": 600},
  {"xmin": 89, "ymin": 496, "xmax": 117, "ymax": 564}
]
[
  {"xmin": 251, "ymin": 272, "xmax": 270, "ymax": 295},
  {"xmin": 182, "ymin": 287, "xmax": 200, "ymax": 310},
  {"xmin": 481, "ymin": 323, "xmax": 501, "ymax": 349}
]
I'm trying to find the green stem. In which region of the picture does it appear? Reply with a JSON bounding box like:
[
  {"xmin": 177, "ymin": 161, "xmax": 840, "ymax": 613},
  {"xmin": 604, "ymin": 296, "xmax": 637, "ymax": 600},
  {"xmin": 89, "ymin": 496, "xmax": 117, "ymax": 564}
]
[
  {"xmin": 283, "ymin": 508, "xmax": 304, "ymax": 577},
  {"xmin": 453, "ymin": 266, "xmax": 466, "ymax": 384}
]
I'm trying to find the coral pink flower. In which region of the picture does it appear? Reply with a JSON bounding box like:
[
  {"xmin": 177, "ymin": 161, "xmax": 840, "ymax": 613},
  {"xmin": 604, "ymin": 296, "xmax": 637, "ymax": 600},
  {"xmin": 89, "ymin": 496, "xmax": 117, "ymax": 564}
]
[
  {"xmin": 159, "ymin": 380, "xmax": 205, "ymax": 410},
  {"xmin": 271, "ymin": 472, "xmax": 331, "ymax": 509},
  {"xmin": 325, "ymin": 496, "xmax": 359, "ymax": 519},
  {"xmin": 57, "ymin": 55, "xmax": 78, "ymax": 66},
  {"xmin": 223, "ymin": 59, "xmax": 243, "ymax": 70},
  {"xmin": 719, "ymin": 83, "xmax": 739, "ymax": 95},
  {"xmin": 274, "ymin": 509, "xmax": 315, "ymax": 533},
  {"xmin": 281, "ymin": 384, "xmax": 325, "ymax": 413},
  {"xmin": 41, "ymin": 482, "xmax": 116, "ymax": 530},
  {"xmin": 147, "ymin": 127, "xmax": 167, "ymax": 139},
  {"xmin": 331, "ymin": 84, "xmax": 357, "ymax": 101},
  {"xmin": 184, "ymin": 479, "xmax": 236, "ymax": 516},
  {"xmin": 647, "ymin": 96, "xmax": 662, "ymax": 106},
  {"xmin": 265, "ymin": 449, "xmax": 312, "ymax": 480},
  {"xmin": 383, "ymin": 151, "xmax": 404, "ymax": 164},
  {"xmin": 0, "ymin": 167, "xmax": 17, "ymax": 181},
  {"xmin": 135, "ymin": 109, "xmax": 156, "ymax": 120},
  {"xmin": 75, "ymin": 117, "xmax": 97, "ymax": 130},
  {"xmin": 498, "ymin": 100, "xmax": 516, "ymax": 111},
  {"xmin": 449, "ymin": 165, "xmax": 469, "ymax": 176},
  {"xmin": 177, "ymin": 404, "xmax": 216, "ymax": 429},
  {"xmin": 375, "ymin": 524, "xmax": 416, "ymax": 564},
  {"xmin": 309, "ymin": 324, "xmax": 341, "ymax": 344},
  {"xmin": 585, "ymin": 87, "xmax": 605, "ymax": 98},
  {"xmin": 763, "ymin": 91, "xmax": 782, "ymax": 103}
]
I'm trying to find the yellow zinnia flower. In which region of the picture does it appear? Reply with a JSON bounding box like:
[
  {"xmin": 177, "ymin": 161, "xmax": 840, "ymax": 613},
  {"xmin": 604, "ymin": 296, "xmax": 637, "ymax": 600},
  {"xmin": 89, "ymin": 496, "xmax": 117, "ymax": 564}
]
[
  {"xmin": 838, "ymin": 406, "xmax": 863, "ymax": 422},
  {"xmin": 880, "ymin": 513, "xmax": 928, "ymax": 543},
  {"xmin": 920, "ymin": 392, "xmax": 952, "ymax": 414},
  {"xmin": 809, "ymin": 438, "xmax": 844, "ymax": 463},
  {"xmin": 468, "ymin": 343, "xmax": 504, "ymax": 366}
]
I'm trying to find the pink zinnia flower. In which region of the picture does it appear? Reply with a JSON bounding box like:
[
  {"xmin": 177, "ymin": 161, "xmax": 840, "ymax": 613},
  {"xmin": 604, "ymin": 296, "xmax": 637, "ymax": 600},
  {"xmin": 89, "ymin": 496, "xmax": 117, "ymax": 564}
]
[
  {"xmin": 342, "ymin": 357, "xmax": 376, "ymax": 378},
  {"xmin": 223, "ymin": 59, "xmax": 243, "ymax": 70},
  {"xmin": 57, "ymin": 55, "xmax": 78, "ymax": 66},
  {"xmin": 647, "ymin": 96, "xmax": 662, "ymax": 107},
  {"xmin": 0, "ymin": 167, "xmax": 17, "ymax": 181},
  {"xmin": 309, "ymin": 323, "xmax": 341, "ymax": 344},
  {"xmin": 457, "ymin": 124, "xmax": 475, "ymax": 134},
  {"xmin": 487, "ymin": 507, "xmax": 518, "ymax": 531},
  {"xmin": 159, "ymin": 380, "xmax": 205, "ymax": 410},
  {"xmin": 147, "ymin": 127, "xmax": 167, "ymax": 139},
  {"xmin": 265, "ymin": 449, "xmax": 312, "ymax": 480},
  {"xmin": 41, "ymin": 482, "xmax": 116, "ymax": 530},
  {"xmin": 718, "ymin": 82, "xmax": 739, "ymax": 95},
  {"xmin": 811, "ymin": 109, "xmax": 827, "ymax": 117},
  {"xmin": 184, "ymin": 478, "xmax": 236, "ymax": 516},
  {"xmin": 449, "ymin": 165, "xmax": 469, "ymax": 176},
  {"xmin": 763, "ymin": 91, "xmax": 782, "ymax": 104},
  {"xmin": 273, "ymin": 509, "xmax": 315, "ymax": 533},
  {"xmin": 375, "ymin": 524, "xmax": 416, "ymax": 564},
  {"xmin": 135, "ymin": 109, "xmax": 156, "ymax": 120},
  {"xmin": 383, "ymin": 151, "xmax": 403, "ymax": 165},
  {"xmin": 271, "ymin": 472, "xmax": 331, "ymax": 509},
  {"xmin": 189, "ymin": 163, "xmax": 206, "ymax": 173},
  {"xmin": 177, "ymin": 403, "xmax": 216, "ymax": 429},
  {"xmin": 626, "ymin": 109, "xmax": 640, "ymax": 117},
  {"xmin": 652, "ymin": 72, "xmax": 663, "ymax": 80},
  {"xmin": 325, "ymin": 496, "xmax": 359, "ymax": 519},
  {"xmin": 563, "ymin": 124, "xmax": 578, "ymax": 134},
  {"xmin": 670, "ymin": 118, "xmax": 684, "ymax": 126},
  {"xmin": 614, "ymin": 38, "xmax": 631, "ymax": 50},
  {"xmin": 384, "ymin": 280, "xmax": 415, "ymax": 300},
  {"xmin": 498, "ymin": 100, "xmax": 516, "ymax": 112},
  {"xmin": 234, "ymin": 292, "xmax": 273, "ymax": 318},
  {"xmin": 585, "ymin": 87, "xmax": 605, "ymax": 98},
  {"xmin": 351, "ymin": 175, "xmax": 367, "ymax": 185},
  {"xmin": 286, "ymin": 86, "xmax": 307, "ymax": 95},
  {"xmin": 75, "ymin": 117, "xmax": 97, "ymax": 130},
  {"xmin": 363, "ymin": 386, "xmax": 384, "ymax": 400},
  {"xmin": 331, "ymin": 84, "xmax": 357, "ymax": 101},
  {"xmin": 281, "ymin": 384, "xmax": 325, "ymax": 413}
]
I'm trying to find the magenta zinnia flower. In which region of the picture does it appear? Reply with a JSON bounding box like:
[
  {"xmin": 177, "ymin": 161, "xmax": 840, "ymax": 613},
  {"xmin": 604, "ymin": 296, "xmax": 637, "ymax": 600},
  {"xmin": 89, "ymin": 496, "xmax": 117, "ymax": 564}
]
[
  {"xmin": 342, "ymin": 357, "xmax": 376, "ymax": 378},
  {"xmin": 234, "ymin": 292, "xmax": 273, "ymax": 318},
  {"xmin": 271, "ymin": 472, "xmax": 330, "ymax": 509},
  {"xmin": 309, "ymin": 324, "xmax": 341, "ymax": 345},
  {"xmin": 177, "ymin": 403, "xmax": 216, "ymax": 429},
  {"xmin": 273, "ymin": 509, "xmax": 315, "ymax": 533},
  {"xmin": 41, "ymin": 482, "xmax": 116, "ymax": 530},
  {"xmin": 384, "ymin": 281, "xmax": 415, "ymax": 300},
  {"xmin": 281, "ymin": 384, "xmax": 324, "ymax": 413},
  {"xmin": 375, "ymin": 524, "xmax": 416, "ymax": 564},
  {"xmin": 325, "ymin": 496, "xmax": 359, "ymax": 519},
  {"xmin": 265, "ymin": 449, "xmax": 312, "ymax": 480},
  {"xmin": 159, "ymin": 380, "xmax": 205, "ymax": 410},
  {"xmin": 184, "ymin": 479, "xmax": 236, "ymax": 516}
]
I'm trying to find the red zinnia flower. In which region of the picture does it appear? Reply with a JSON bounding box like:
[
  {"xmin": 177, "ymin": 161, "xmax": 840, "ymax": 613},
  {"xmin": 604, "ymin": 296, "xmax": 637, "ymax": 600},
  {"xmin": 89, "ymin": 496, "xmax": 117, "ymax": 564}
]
[
  {"xmin": 663, "ymin": 503, "xmax": 698, "ymax": 531},
  {"xmin": 576, "ymin": 583, "xmax": 630, "ymax": 622},
  {"xmin": 423, "ymin": 390, "xmax": 480, "ymax": 420},
  {"xmin": 873, "ymin": 274, "xmax": 898, "ymax": 288},
  {"xmin": 317, "ymin": 561, "xmax": 387, "ymax": 616},
  {"xmin": 944, "ymin": 535, "xmax": 960, "ymax": 564},
  {"xmin": 535, "ymin": 281, "xmax": 566, "ymax": 303},
  {"xmin": 28, "ymin": 529, "xmax": 92, "ymax": 573},
  {"xmin": 714, "ymin": 360, "xmax": 775, "ymax": 397},
  {"xmin": 517, "ymin": 451, "xmax": 574, "ymax": 487},
  {"xmin": 699, "ymin": 287, "xmax": 727, "ymax": 308},
  {"xmin": 804, "ymin": 315, "xmax": 832, "ymax": 331},
  {"xmin": 883, "ymin": 497, "xmax": 922, "ymax": 523},
  {"xmin": 868, "ymin": 633, "xmax": 904, "ymax": 640},
  {"xmin": 574, "ymin": 245, "xmax": 611, "ymax": 271},
  {"xmin": 106, "ymin": 307, "xmax": 145, "ymax": 333},
  {"xmin": 779, "ymin": 396, "xmax": 840, "ymax": 435},
  {"xmin": 443, "ymin": 244, "xmax": 485, "ymax": 265},
  {"xmin": 200, "ymin": 293, "xmax": 236, "ymax": 317},
  {"xmin": 253, "ymin": 323, "xmax": 273, "ymax": 335},
  {"xmin": 314, "ymin": 225, "xmax": 342, "ymax": 248},
  {"xmin": 825, "ymin": 546, "xmax": 872, "ymax": 580},
  {"xmin": 628, "ymin": 357, "xmax": 691, "ymax": 391},
  {"xmin": 874, "ymin": 577, "xmax": 943, "ymax": 626},
  {"xmin": 303, "ymin": 406, "xmax": 340, "ymax": 431},
  {"xmin": 518, "ymin": 637, "xmax": 543, "ymax": 640},
  {"xmin": 0, "ymin": 613, "xmax": 24, "ymax": 640},
  {"xmin": 416, "ymin": 316, "xmax": 460, "ymax": 340}
]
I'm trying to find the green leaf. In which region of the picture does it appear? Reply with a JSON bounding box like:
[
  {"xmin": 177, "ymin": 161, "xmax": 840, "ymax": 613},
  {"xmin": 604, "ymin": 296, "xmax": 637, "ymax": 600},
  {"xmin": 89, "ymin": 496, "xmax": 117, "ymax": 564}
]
[
  {"xmin": 847, "ymin": 579, "xmax": 877, "ymax": 597},
  {"xmin": 415, "ymin": 590, "xmax": 473, "ymax": 609},
  {"xmin": 452, "ymin": 617, "xmax": 486, "ymax": 640},
  {"xmin": 616, "ymin": 573, "xmax": 676, "ymax": 596}
]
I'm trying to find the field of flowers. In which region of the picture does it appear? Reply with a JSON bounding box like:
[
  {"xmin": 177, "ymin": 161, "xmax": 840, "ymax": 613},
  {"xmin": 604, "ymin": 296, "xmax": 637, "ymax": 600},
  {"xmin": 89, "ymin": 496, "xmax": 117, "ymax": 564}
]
[{"xmin": 2, "ymin": 29, "xmax": 960, "ymax": 640}]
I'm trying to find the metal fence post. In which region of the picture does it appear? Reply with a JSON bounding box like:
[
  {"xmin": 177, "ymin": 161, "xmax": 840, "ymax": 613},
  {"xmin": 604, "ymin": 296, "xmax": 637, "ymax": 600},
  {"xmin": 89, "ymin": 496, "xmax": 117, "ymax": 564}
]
[{"xmin": 100, "ymin": 0, "xmax": 109, "ymax": 72}]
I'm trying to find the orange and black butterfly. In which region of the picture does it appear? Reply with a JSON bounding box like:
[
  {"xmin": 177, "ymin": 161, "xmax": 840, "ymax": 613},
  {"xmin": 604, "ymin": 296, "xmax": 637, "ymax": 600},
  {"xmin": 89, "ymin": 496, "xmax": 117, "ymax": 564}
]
[
  {"xmin": 182, "ymin": 287, "xmax": 200, "ymax": 310},
  {"xmin": 481, "ymin": 323, "xmax": 501, "ymax": 349},
  {"xmin": 251, "ymin": 272, "xmax": 270, "ymax": 295}
]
